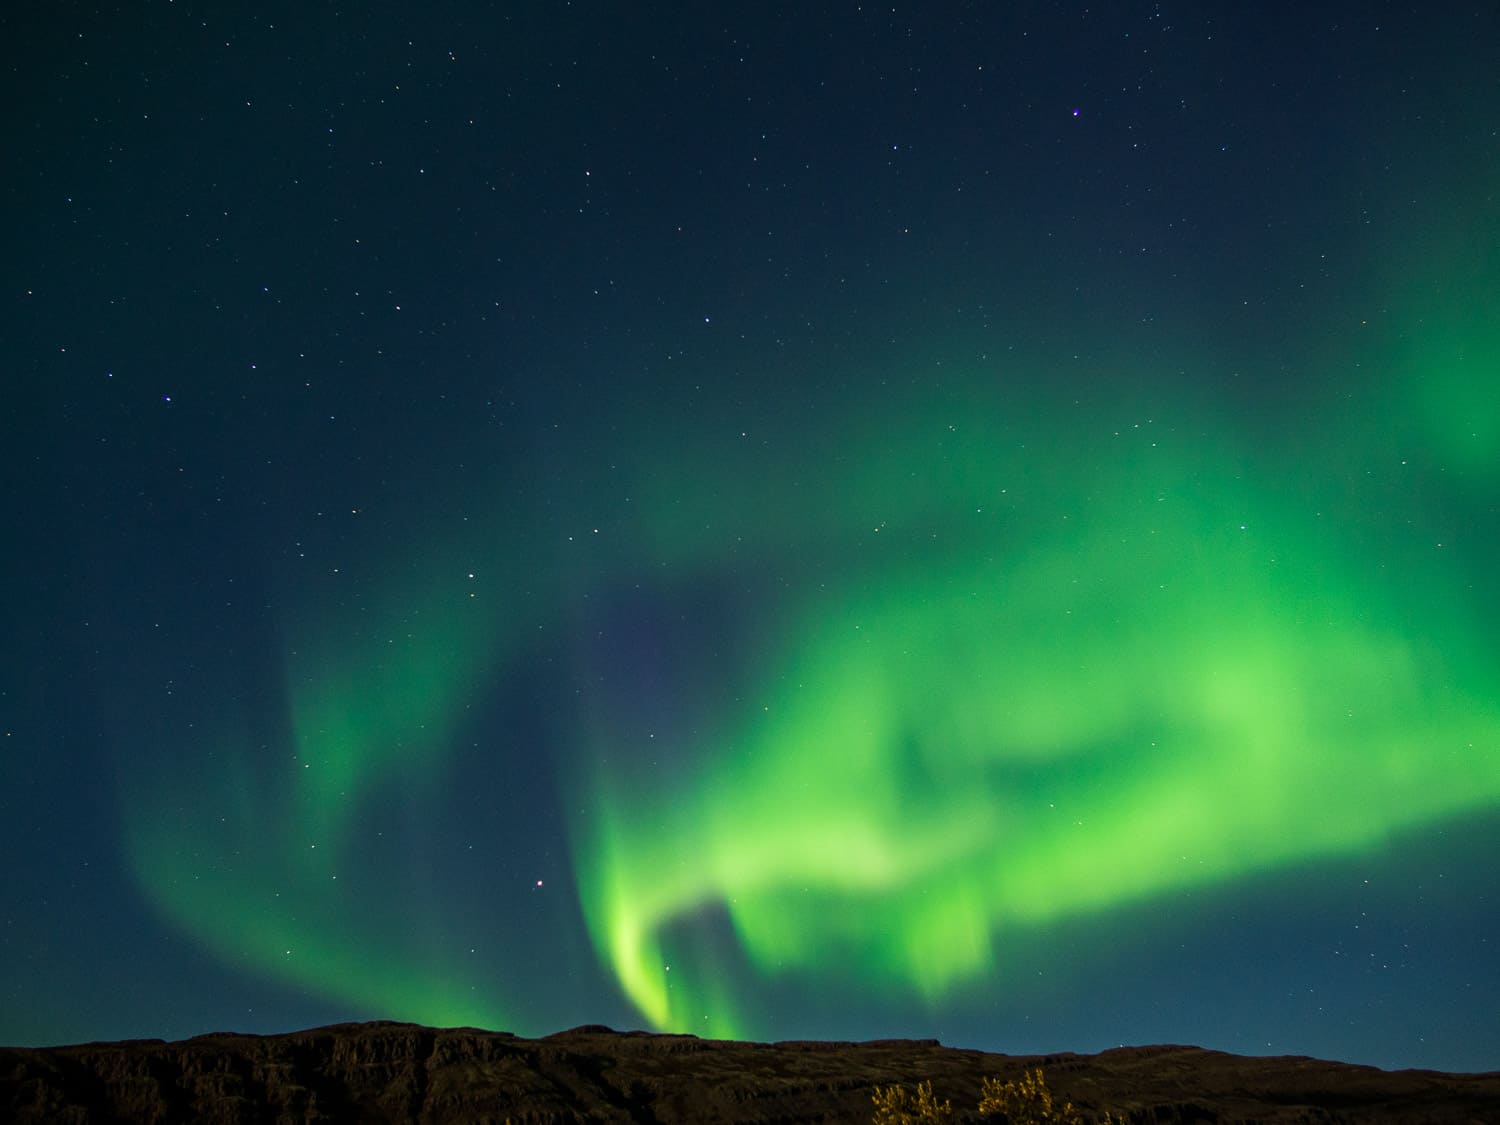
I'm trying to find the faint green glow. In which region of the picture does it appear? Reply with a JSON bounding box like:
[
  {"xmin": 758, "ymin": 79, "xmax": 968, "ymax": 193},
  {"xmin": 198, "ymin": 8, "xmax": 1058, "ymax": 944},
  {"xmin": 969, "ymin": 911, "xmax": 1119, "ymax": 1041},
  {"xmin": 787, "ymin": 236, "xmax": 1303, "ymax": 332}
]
[
  {"xmin": 1381, "ymin": 204, "xmax": 1500, "ymax": 484},
  {"xmin": 124, "ymin": 781, "xmax": 504, "ymax": 1029},
  {"xmin": 285, "ymin": 565, "xmax": 502, "ymax": 853},
  {"xmin": 1400, "ymin": 299, "xmax": 1500, "ymax": 481},
  {"xmin": 121, "ymin": 535, "xmax": 518, "ymax": 1028}
]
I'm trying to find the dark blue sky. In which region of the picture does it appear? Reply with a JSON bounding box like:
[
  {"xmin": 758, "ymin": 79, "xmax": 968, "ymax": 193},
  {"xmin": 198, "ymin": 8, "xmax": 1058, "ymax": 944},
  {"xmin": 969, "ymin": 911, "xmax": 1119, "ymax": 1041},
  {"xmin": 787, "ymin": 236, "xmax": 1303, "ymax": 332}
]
[{"xmin": 3, "ymin": 1, "xmax": 1497, "ymax": 1072}]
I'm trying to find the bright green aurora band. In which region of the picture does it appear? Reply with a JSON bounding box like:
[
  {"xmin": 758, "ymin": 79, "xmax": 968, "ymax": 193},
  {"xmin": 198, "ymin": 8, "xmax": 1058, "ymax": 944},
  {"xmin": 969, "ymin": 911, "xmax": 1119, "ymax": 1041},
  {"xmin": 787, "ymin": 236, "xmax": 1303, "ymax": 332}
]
[{"xmin": 121, "ymin": 262, "xmax": 1500, "ymax": 1041}]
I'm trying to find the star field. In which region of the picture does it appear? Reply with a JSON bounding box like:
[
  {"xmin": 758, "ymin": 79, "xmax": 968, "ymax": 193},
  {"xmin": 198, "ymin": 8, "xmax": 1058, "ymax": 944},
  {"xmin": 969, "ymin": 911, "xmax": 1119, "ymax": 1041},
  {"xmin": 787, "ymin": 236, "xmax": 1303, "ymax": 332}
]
[{"xmin": 2, "ymin": 1, "xmax": 1497, "ymax": 1072}]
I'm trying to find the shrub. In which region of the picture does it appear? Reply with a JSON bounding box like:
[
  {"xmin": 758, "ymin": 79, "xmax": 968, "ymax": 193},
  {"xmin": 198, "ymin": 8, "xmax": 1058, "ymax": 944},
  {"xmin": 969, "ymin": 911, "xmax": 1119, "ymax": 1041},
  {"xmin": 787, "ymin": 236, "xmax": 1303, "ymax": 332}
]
[
  {"xmin": 871, "ymin": 1068, "xmax": 1125, "ymax": 1124},
  {"xmin": 977, "ymin": 1067, "xmax": 1126, "ymax": 1124},
  {"xmin": 977, "ymin": 1067, "xmax": 1081, "ymax": 1123},
  {"xmin": 870, "ymin": 1078, "xmax": 955, "ymax": 1124}
]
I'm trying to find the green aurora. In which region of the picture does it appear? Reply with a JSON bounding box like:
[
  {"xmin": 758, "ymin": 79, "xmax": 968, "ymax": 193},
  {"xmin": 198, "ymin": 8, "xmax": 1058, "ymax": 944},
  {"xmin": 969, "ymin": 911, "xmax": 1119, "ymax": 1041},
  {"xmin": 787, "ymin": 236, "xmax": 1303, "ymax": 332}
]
[
  {"xmin": 575, "ymin": 371, "xmax": 1500, "ymax": 1039},
  {"xmin": 120, "ymin": 254, "xmax": 1500, "ymax": 1040}
]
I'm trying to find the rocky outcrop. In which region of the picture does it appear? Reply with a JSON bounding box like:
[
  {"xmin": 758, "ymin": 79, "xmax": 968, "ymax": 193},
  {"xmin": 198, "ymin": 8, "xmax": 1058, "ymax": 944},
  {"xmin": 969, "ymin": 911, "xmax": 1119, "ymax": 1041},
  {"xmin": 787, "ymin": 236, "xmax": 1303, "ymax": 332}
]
[{"xmin": 3, "ymin": 1020, "xmax": 1496, "ymax": 1123}]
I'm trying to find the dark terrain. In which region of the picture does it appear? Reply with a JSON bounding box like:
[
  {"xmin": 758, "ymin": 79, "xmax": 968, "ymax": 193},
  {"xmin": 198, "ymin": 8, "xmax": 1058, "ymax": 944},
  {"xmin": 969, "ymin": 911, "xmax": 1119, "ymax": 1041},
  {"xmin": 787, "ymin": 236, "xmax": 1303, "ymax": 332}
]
[{"xmin": 3, "ymin": 1020, "xmax": 1495, "ymax": 1123}]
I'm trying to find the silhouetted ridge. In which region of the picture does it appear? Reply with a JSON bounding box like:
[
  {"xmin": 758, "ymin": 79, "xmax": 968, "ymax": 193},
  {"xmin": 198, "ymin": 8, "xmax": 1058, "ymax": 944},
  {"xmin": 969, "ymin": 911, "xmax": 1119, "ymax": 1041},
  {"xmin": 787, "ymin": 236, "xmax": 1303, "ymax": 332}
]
[{"xmin": 4, "ymin": 1021, "xmax": 1496, "ymax": 1123}]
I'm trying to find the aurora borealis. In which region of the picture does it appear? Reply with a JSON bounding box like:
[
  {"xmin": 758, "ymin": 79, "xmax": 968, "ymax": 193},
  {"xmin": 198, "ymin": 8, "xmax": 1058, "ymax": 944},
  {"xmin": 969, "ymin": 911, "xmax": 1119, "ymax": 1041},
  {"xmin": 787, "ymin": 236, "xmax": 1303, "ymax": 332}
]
[{"xmin": 4, "ymin": 1, "xmax": 1497, "ymax": 1073}]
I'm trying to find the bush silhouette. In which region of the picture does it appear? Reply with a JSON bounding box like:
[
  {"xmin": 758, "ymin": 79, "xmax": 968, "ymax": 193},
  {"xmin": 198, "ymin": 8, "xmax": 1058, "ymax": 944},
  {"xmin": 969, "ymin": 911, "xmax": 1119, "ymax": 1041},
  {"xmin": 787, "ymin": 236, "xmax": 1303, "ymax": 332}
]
[
  {"xmin": 872, "ymin": 1067, "xmax": 1124, "ymax": 1124},
  {"xmin": 977, "ymin": 1067, "xmax": 1085, "ymax": 1122},
  {"xmin": 870, "ymin": 1078, "xmax": 955, "ymax": 1124}
]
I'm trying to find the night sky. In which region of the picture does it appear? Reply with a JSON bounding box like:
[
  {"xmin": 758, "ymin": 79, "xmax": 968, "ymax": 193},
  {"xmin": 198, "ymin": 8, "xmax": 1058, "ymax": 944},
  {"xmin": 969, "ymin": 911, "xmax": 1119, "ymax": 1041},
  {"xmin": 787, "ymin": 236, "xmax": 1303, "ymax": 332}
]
[{"xmin": 4, "ymin": 1, "xmax": 1498, "ymax": 1073}]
